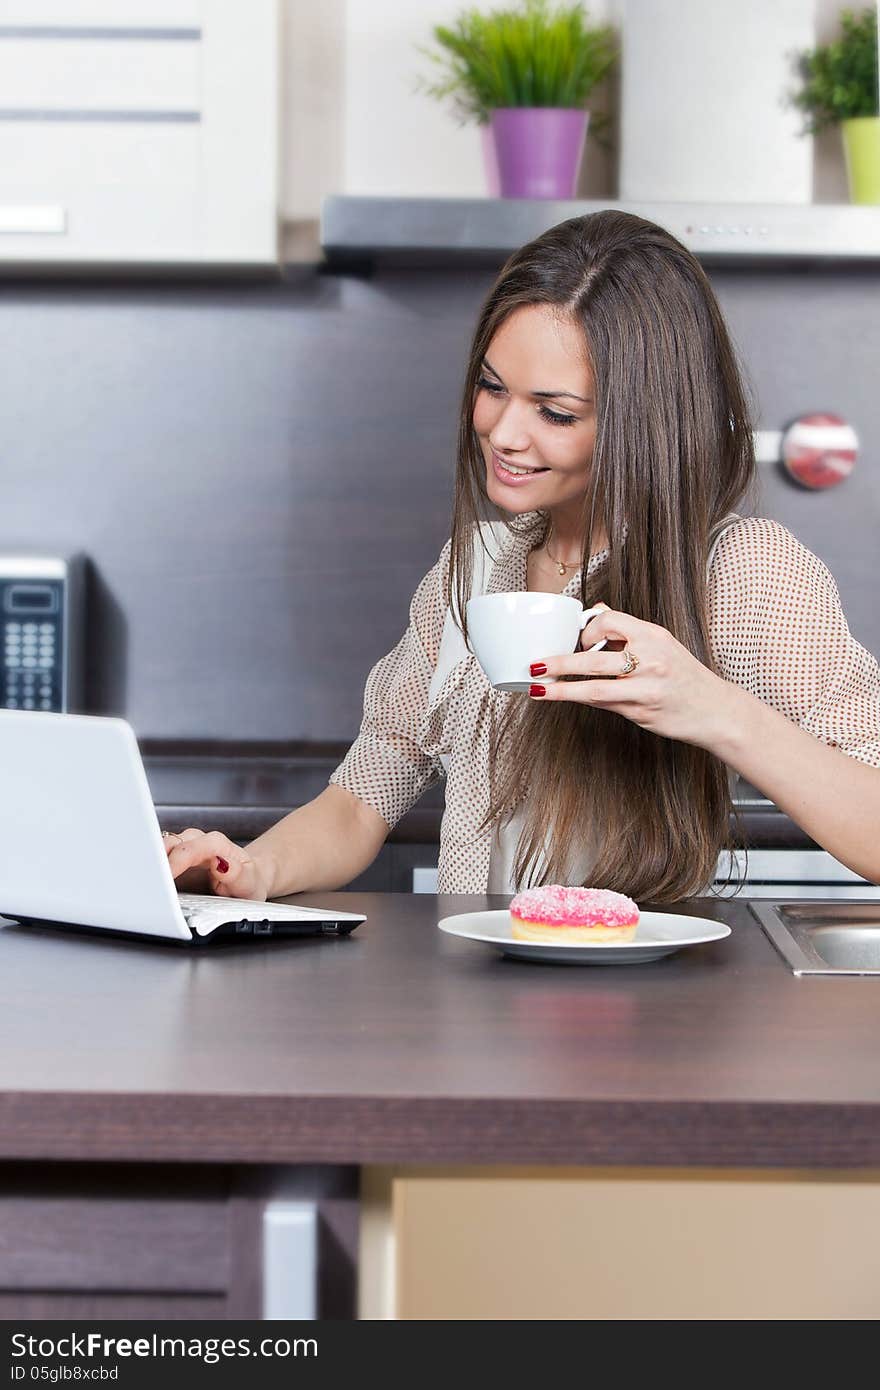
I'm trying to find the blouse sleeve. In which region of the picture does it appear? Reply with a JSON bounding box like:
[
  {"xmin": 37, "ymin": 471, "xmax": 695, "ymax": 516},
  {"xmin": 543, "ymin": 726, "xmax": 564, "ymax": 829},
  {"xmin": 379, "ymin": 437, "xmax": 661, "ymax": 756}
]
[
  {"xmin": 708, "ymin": 516, "xmax": 880, "ymax": 768},
  {"xmin": 328, "ymin": 540, "xmax": 452, "ymax": 828}
]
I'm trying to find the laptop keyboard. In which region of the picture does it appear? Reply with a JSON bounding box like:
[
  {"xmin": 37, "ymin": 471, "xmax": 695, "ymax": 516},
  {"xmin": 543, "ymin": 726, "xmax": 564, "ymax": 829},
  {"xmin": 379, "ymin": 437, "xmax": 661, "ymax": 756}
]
[{"xmin": 177, "ymin": 891, "xmax": 274, "ymax": 917}]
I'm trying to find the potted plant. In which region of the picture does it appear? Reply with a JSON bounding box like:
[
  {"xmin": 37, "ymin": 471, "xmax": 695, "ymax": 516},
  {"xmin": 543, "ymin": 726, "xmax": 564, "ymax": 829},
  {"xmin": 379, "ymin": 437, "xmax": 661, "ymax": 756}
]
[
  {"xmin": 417, "ymin": 0, "xmax": 617, "ymax": 199},
  {"xmin": 790, "ymin": 6, "xmax": 879, "ymax": 205}
]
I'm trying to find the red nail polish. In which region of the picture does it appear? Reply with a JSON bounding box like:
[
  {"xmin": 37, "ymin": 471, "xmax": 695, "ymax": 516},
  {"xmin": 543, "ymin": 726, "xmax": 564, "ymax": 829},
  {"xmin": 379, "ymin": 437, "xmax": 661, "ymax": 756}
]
[
  {"xmin": 529, "ymin": 684, "xmax": 546, "ymax": 698},
  {"xmin": 216, "ymin": 857, "xmax": 229, "ymax": 874},
  {"xmin": 530, "ymin": 662, "xmax": 547, "ymax": 676}
]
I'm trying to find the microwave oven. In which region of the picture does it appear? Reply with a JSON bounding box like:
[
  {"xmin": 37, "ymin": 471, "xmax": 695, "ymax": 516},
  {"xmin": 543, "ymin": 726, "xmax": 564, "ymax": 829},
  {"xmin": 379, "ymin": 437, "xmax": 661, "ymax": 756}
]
[{"xmin": 1, "ymin": 555, "xmax": 86, "ymax": 713}]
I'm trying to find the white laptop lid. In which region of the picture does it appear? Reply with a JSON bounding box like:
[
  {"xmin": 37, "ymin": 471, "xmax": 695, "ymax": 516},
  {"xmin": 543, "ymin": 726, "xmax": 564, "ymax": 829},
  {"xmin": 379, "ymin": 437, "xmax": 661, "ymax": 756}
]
[{"xmin": 0, "ymin": 710, "xmax": 192, "ymax": 940}]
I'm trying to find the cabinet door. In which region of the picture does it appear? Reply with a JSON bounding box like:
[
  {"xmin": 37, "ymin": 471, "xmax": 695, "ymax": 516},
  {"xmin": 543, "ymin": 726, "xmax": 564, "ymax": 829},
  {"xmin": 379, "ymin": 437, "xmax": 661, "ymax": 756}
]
[
  {"xmin": 0, "ymin": 1162, "xmax": 357, "ymax": 1320},
  {"xmin": 363, "ymin": 1166, "xmax": 880, "ymax": 1320},
  {"xmin": 0, "ymin": 0, "xmax": 278, "ymax": 267}
]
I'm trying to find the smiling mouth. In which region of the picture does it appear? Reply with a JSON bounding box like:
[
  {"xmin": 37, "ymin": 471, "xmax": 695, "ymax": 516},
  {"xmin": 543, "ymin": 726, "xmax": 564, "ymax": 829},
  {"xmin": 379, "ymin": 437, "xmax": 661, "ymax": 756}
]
[{"xmin": 491, "ymin": 450, "xmax": 549, "ymax": 478}]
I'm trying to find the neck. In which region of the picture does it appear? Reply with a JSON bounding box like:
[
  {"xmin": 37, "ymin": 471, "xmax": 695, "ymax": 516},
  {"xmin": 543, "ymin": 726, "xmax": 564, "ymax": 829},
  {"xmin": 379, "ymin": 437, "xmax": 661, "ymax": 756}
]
[{"xmin": 546, "ymin": 509, "xmax": 607, "ymax": 567}]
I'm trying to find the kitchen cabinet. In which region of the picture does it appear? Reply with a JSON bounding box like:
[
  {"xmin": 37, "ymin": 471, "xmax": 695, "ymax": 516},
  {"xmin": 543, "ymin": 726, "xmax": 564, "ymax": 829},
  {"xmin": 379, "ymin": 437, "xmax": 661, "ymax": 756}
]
[
  {"xmin": 5, "ymin": 894, "xmax": 880, "ymax": 1321},
  {"xmin": 363, "ymin": 1166, "xmax": 880, "ymax": 1320},
  {"xmin": 0, "ymin": 1, "xmax": 279, "ymax": 269},
  {"xmin": 0, "ymin": 1164, "xmax": 261, "ymax": 1319},
  {"xmin": 0, "ymin": 1163, "xmax": 356, "ymax": 1319},
  {"xmin": 142, "ymin": 747, "xmax": 880, "ymax": 898}
]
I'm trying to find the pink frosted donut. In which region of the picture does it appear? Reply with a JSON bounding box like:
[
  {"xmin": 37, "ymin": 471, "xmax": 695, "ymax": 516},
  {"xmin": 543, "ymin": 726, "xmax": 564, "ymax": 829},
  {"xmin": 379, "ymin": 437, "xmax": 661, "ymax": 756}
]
[{"xmin": 509, "ymin": 885, "xmax": 640, "ymax": 944}]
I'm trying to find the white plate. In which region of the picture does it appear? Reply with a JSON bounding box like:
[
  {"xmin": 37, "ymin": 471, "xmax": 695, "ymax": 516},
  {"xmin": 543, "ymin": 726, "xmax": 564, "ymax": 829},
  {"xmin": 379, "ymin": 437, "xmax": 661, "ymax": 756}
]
[{"xmin": 437, "ymin": 909, "xmax": 730, "ymax": 965}]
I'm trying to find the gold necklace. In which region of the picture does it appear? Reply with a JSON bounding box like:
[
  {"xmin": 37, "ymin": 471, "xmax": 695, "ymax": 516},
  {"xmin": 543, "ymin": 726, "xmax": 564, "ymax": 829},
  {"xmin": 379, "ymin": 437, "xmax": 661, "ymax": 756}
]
[{"xmin": 544, "ymin": 524, "xmax": 581, "ymax": 577}]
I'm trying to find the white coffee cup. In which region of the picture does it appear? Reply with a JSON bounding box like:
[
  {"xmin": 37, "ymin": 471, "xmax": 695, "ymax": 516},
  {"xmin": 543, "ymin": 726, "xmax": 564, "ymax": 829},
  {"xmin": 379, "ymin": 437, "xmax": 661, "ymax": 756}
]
[{"xmin": 465, "ymin": 592, "xmax": 608, "ymax": 692}]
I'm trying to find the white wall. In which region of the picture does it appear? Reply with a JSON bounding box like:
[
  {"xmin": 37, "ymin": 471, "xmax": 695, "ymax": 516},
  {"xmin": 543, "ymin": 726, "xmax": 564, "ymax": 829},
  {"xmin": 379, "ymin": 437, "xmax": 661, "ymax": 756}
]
[
  {"xmin": 342, "ymin": 0, "xmax": 617, "ymax": 197},
  {"xmin": 618, "ymin": 0, "xmax": 815, "ymax": 203},
  {"xmin": 811, "ymin": 0, "xmax": 864, "ymax": 202},
  {"xmin": 280, "ymin": 0, "xmax": 864, "ymax": 231},
  {"xmin": 281, "ymin": 0, "xmax": 345, "ymax": 225},
  {"xmin": 281, "ymin": 0, "xmax": 616, "ymax": 228}
]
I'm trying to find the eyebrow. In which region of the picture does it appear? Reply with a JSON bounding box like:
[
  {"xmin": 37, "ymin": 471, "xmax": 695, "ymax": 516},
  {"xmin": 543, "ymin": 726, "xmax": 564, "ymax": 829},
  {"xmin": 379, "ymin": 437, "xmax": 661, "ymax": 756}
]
[{"xmin": 481, "ymin": 357, "xmax": 592, "ymax": 405}]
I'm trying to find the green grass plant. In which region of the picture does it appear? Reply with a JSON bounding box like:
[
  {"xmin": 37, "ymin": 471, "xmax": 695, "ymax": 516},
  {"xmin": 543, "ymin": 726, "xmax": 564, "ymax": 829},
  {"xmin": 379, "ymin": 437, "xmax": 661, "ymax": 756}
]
[
  {"xmin": 791, "ymin": 6, "xmax": 878, "ymax": 134},
  {"xmin": 417, "ymin": 0, "xmax": 617, "ymax": 142}
]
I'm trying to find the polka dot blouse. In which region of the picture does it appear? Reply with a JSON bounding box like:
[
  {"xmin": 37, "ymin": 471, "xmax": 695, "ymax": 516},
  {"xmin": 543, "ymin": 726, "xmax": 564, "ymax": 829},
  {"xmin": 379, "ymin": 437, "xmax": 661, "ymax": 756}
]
[{"xmin": 329, "ymin": 512, "xmax": 880, "ymax": 893}]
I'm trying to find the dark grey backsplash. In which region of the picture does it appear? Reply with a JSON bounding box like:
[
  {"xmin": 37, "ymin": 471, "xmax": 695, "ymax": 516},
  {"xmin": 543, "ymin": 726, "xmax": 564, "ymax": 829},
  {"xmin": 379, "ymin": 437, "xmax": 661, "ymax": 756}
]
[{"xmin": 2, "ymin": 261, "xmax": 878, "ymax": 741}]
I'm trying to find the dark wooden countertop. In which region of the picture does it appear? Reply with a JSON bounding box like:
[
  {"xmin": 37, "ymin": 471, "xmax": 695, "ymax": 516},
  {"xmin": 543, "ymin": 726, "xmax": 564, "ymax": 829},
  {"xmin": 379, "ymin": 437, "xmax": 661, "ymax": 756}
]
[
  {"xmin": 143, "ymin": 745, "xmax": 445, "ymax": 844},
  {"xmin": 1, "ymin": 893, "xmax": 879, "ymax": 1168},
  {"xmin": 141, "ymin": 743, "xmax": 815, "ymax": 849}
]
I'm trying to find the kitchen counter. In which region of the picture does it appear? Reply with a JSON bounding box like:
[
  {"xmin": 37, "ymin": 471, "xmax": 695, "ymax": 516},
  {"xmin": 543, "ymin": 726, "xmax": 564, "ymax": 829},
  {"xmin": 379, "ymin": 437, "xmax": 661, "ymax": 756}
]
[
  {"xmin": 143, "ymin": 743, "xmax": 444, "ymax": 845},
  {"xmin": 141, "ymin": 742, "xmax": 816, "ymax": 850},
  {"xmin": 2, "ymin": 892, "xmax": 879, "ymax": 1169}
]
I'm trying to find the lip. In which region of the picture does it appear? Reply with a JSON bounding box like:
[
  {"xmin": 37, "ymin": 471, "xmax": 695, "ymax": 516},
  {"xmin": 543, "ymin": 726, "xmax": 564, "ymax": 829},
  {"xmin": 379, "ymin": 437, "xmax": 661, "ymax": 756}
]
[{"xmin": 490, "ymin": 449, "xmax": 549, "ymax": 487}]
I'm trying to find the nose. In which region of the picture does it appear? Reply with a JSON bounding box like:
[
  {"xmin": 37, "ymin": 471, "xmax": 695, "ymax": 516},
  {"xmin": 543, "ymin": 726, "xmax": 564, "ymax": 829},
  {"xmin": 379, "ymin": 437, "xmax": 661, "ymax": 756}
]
[{"xmin": 487, "ymin": 396, "xmax": 532, "ymax": 454}]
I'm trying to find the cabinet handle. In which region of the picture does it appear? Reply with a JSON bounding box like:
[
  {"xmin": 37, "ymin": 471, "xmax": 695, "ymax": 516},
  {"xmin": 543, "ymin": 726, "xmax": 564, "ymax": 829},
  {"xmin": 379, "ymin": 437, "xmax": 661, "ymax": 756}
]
[
  {"xmin": 262, "ymin": 1201, "xmax": 317, "ymax": 1320},
  {"xmin": 0, "ymin": 205, "xmax": 67, "ymax": 234},
  {"xmin": 412, "ymin": 866, "xmax": 439, "ymax": 893}
]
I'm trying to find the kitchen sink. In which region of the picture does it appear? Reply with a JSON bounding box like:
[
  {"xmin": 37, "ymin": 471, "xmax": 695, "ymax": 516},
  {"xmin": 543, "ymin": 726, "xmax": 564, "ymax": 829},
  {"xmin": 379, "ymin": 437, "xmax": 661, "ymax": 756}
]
[{"xmin": 750, "ymin": 902, "xmax": 880, "ymax": 975}]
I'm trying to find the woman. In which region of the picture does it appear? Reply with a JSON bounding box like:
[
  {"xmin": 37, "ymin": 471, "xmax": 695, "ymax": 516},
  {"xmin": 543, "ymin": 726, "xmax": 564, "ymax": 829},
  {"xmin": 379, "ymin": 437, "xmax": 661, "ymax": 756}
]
[{"xmin": 166, "ymin": 211, "xmax": 880, "ymax": 902}]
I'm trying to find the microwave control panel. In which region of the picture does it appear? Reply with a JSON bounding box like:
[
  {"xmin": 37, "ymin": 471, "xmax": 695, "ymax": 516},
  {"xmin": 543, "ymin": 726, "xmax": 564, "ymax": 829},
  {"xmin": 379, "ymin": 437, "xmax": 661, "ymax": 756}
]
[
  {"xmin": 2, "ymin": 581, "xmax": 63, "ymax": 711},
  {"xmin": 0, "ymin": 559, "xmax": 84, "ymax": 713}
]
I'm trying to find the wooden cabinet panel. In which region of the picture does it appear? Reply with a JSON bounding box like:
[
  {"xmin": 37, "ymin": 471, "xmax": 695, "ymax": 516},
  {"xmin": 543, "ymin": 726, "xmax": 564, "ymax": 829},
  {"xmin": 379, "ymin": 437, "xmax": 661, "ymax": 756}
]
[
  {"xmin": 0, "ymin": 36, "xmax": 199, "ymax": 109},
  {"xmin": 345, "ymin": 845, "xmax": 440, "ymax": 893},
  {"xmin": 366, "ymin": 1166, "xmax": 880, "ymax": 1320},
  {"xmin": 0, "ymin": 1164, "xmax": 257, "ymax": 1318},
  {"xmin": 0, "ymin": 3, "xmax": 201, "ymax": 22},
  {"xmin": 0, "ymin": 1162, "xmax": 357, "ymax": 1320},
  {"xmin": 0, "ymin": 1292, "xmax": 225, "ymax": 1319},
  {"xmin": 0, "ymin": 1, "xmax": 278, "ymax": 267},
  {"xmin": 0, "ymin": 1196, "xmax": 229, "ymax": 1289}
]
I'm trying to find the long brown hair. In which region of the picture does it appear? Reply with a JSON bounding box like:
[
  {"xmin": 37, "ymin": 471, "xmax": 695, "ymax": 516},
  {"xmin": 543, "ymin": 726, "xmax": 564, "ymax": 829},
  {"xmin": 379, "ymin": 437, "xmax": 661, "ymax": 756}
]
[{"xmin": 448, "ymin": 210, "xmax": 757, "ymax": 901}]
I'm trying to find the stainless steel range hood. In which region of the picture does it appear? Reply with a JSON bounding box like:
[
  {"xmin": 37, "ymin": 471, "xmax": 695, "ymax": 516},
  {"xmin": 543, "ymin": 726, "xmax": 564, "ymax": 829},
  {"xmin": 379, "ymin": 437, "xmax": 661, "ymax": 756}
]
[{"xmin": 321, "ymin": 196, "xmax": 880, "ymax": 265}]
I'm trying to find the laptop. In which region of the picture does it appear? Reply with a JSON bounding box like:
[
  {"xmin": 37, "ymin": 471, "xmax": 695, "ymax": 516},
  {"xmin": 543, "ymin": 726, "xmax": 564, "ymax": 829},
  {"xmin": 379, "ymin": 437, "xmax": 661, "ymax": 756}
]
[{"xmin": 0, "ymin": 710, "xmax": 365, "ymax": 946}]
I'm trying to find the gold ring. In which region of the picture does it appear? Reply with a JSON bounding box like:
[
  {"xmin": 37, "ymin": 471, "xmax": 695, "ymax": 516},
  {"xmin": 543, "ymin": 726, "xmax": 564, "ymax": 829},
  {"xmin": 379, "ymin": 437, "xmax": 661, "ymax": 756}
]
[{"xmin": 619, "ymin": 648, "xmax": 639, "ymax": 677}]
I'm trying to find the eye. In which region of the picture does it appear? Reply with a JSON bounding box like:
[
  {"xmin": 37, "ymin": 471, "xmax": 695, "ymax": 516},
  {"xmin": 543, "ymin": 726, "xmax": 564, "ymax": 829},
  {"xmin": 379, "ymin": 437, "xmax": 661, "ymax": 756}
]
[
  {"xmin": 477, "ymin": 376, "xmax": 577, "ymax": 427},
  {"xmin": 538, "ymin": 406, "xmax": 577, "ymax": 427}
]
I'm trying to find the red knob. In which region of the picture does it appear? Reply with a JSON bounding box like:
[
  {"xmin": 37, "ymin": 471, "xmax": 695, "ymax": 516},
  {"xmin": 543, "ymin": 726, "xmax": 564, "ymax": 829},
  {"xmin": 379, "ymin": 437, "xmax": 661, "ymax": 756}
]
[{"xmin": 781, "ymin": 413, "xmax": 858, "ymax": 490}]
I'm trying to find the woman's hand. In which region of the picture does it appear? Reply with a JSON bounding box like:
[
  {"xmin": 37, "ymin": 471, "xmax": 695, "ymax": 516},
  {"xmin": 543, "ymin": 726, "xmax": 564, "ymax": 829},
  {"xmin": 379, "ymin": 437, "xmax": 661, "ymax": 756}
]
[
  {"xmin": 163, "ymin": 828, "xmax": 272, "ymax": 901},
  {"xmin": 528, "ymin": 607, "xmax": 743, "ymax": 753}
]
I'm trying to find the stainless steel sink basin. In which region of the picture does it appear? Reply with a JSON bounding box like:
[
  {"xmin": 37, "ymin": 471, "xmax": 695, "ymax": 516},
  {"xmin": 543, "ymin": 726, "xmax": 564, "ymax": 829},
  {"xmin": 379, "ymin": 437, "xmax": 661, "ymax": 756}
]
[{"xmin": 751, "ymin": 902, "xmax": 880, "ymax": 975}]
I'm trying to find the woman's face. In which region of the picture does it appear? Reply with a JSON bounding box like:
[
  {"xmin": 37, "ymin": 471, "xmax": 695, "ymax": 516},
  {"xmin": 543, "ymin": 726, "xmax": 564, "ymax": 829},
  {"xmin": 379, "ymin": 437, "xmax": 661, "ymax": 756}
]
[{"xmin": 473, "ymin": 304, "xmax": 597, "ymax": 517}]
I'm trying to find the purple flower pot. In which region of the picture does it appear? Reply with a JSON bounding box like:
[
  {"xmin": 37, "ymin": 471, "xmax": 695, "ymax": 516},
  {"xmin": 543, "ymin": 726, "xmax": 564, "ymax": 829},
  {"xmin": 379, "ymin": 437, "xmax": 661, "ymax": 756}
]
[{"xmin": 489, "ymin": 107, "xmax": 589, "ymax": 199}]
